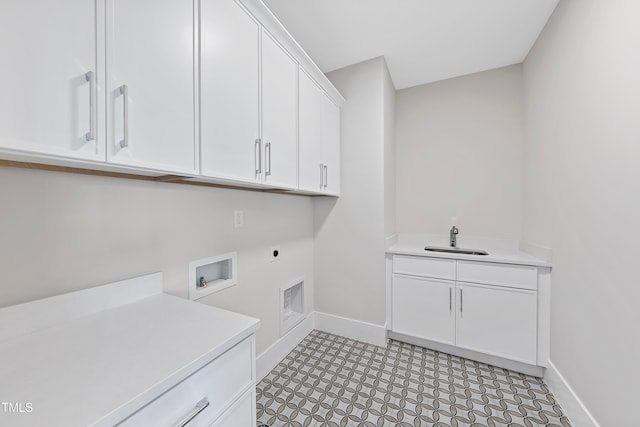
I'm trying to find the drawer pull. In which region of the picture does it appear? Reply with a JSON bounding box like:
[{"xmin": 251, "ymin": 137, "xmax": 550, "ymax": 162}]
[
  {"xmin": 265, "ymin": 142, "xmax": 272, "ymax": 177},
  {"xmin": 174, "ymin": 397, "xmax": 209, "ymax": 427},
  {"xmin": 323, "ymin": 164, "xmax": 328, "ymax": 188},
  {"xmin": 119, "ymin": 85, "xmax": 129, "ymax": 148},
  {"xmin": 255, "ymin": 138, "xmax": 262, "ymax": 177},
  {"xmin": 84, "ymin": 71, "xmax": 96, "ymax": 142}
]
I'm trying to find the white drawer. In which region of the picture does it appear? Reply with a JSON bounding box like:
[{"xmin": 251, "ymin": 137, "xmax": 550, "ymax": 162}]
[
  {"xmin": 457, "ymin": 261, "xmax": 537, "ymax": 290},
  {"xmin": 118, "ymin": 336, "xmax": 254, "ymax": 427},
  {"xmin": 393, "ymin": 255, "xmax": 456, "ymax": 280}
]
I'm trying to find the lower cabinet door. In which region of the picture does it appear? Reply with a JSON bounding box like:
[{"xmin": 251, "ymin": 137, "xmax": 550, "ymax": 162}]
[
  {"xmin": 456, "ymin": 283, "xmax": 537, "ymax": 364},
  {"xmin": 211, "ymin": 388, "xmax": 255, "ymax": 427},
  {"xmin": 392, "ymin": 275, "xmax": 455, "ymax": 345}
]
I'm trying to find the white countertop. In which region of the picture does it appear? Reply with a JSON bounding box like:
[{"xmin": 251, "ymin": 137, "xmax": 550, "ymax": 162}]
[
  {"xmin": 0, "ymin": 273, "xmax": 260, "ymax": 427},
  {"xmin": 387, "ymin": 234, "xmax": 552, "ymax": 267}
]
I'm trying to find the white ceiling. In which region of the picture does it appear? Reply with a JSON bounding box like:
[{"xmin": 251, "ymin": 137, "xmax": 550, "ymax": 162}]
[{"xmin": 262, "ymin": 0, "xmax": 559, "ymax": 89}]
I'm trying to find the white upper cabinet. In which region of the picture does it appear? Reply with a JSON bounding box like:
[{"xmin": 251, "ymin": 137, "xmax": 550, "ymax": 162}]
[
  {"xmin": 200, "ymin": 0, "xmax": 260, "ymax": 184},
  {"xmin": 298, "ymin": 69, "xmax": 323, "ymax": 192},
  {"xmin": 0, "ymin": 0, "xmax": 341, "ymax": 193},
  {"xmin": 105, "ymin": 0, "xmax": 196, "ymax": 174},
  {"xmin": 261, "ymin": 30, "xmax": 298, "ymax": 189},
  {"xmin": 321, "ymin": 94, "xmax": 341, "ymax": 196},
  {"xmin": 299, "ymin": 68, "xmax": 341, "ymax": 195},
  {"xmin": 200, "ymin": 3, "xmax": 298, "ymax": 189},
  {"xmin": 0, "ymin": 0, "xmax": 104, "ymax": 161}
]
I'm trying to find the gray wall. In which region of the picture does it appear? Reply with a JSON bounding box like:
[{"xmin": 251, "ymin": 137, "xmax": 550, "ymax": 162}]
[
  {"xmin": 0, "ymin": 166, "xmax": 314, "ymax": 355},
  {"xmin": 384, "ymin": 60, "xmax": 397, "ymax": 239},
  {"xmin": 523, "ymin": 0, "xmax": 640, "ymax": 424},
  {"xmin": 395, "ymin": 65, "xmax": 525, "ymax": 239},
  {"xmin": 314, "ymin": 57, "xmax": 394, "ymax": 327}
]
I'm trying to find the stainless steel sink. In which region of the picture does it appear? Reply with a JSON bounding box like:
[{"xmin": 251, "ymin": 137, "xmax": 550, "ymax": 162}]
[{"xmin": 424, "ymin": 246, "xmax": 489, "ymax": 256}]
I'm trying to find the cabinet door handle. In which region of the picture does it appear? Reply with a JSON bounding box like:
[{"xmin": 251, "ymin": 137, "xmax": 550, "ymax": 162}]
[
  {"xmin": 324, "ymin": 164, "xmax": 328, "ymax": 188},
  {"xmin": 84, "ymin": 71, "xmax": 96, "ymax": 142},
  {"xmin": 174, "ymin": 397, "xmax": 209, "ymax": 427},
  {"xmin": 119, "ymin": 85, "xmax": 129, "ymax": 148},
  {"xmin": 449, "ymin": 288, "xmax": 452, "ymax": 311},
  {"xmin": 319, "ymin": 163, "xmax": 324, "ymax": 189},
  {"xmin": 255, "ymin": 138, "xmax": 262, "ymax": 177},
  {"xmin": 460, "ymin": 289, "xmax": 463, "ymax": 314},
  {"xmin": 265, "ymin": 142, "xmax": 271, "ymax": 177}
]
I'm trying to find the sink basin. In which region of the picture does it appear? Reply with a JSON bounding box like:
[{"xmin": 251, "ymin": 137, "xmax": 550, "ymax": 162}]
[{"xmin": 424, "ymin": 246, "xmax": 489, "ymax": 256}]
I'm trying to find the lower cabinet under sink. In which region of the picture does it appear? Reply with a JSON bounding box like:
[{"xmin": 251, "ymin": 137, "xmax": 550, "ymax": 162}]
[{"xmin": 388, "ymin": 254, "xmax": 550, "ymax": 376}]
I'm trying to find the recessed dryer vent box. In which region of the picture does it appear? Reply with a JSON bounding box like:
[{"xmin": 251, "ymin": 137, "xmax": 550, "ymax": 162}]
[
  {"xmin": 280, "ymin": 277, "xmax": 306, "ymax": 337},
  {"xmin": 188, "ymin": 252, "xmax": 237, "ymax": 300}
]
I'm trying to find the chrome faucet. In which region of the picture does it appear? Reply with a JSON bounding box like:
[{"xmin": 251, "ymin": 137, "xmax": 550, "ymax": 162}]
[{"xmin": 450, "ymin": 226, "xmax": 459, "ymax": 248}]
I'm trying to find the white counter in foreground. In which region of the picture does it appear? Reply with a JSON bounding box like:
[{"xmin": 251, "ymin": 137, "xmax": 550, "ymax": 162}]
[{"xmin": 0, "ymin": 272, "xmax": 260, "ymax": 427}]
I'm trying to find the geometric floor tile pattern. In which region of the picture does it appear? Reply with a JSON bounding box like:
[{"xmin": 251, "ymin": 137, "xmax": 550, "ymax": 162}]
[{"xmin": 257, "ymin": 330, "xmax": 572, "ymax": 427}]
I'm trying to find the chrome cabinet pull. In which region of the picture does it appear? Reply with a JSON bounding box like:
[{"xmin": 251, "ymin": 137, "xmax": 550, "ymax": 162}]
[
  {"xmin": 265, "ymin": 142, "xmax": 271, "ymax": 177},
  {"xmin": 324, "ymin": 164, "xmax": 328, "ymax": 188},
  {"xmin": 449, "ymin": 288, "xmax": 452, "ymax": 311},
  {"xmin": 119, "ymin": 85, "xmax": 129, "ymax": 148},
  {"xmin": 255, "ymin": 138, "xmax": 262, "ymax": 177},
  {"xmin": 174, "ymin": 398, "xmax": 209, "ymax": 427},
  {"xmin": 85, "ymin": 71, "xmax": 96, "ymax": 142},
  {"xmin": 460, "ymin": 289, "xmax": 463, "ymax": 314},
  {"xmin": 319, "ymin": 163, "xmax": 324, "ymax": 189}
]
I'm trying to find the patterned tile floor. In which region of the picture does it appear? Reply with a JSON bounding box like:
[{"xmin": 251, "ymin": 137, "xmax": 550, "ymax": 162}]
[{"xmin": 256, "ymin": 330, "xmax": 571, "ymax": 427}]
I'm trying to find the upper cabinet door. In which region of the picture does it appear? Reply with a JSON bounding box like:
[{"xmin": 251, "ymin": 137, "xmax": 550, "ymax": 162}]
[
  {"xmin": 105, "ymin": 0, "xmax": 196, "ymax": 174},
  {"xmin": 321, "ymin": 94, "xmax": 341, "ymax": 196},
  {"xmin": 298, "ymin": 69, "xmax": 323, "ymax": 192},
  {"xmin": 261, "ymin": 31, "xmax": 298, "ymax": 189},
  {"xmin": 0, "ymin": 0, "xmax": 103, "ymax": 161},
  {"xmin": 200, "ymin": 0, "xmax": 260, "ymax": 183},
  {"xmin": 299, "ymin": 68, "xmax": 341, "ymax": 195}
]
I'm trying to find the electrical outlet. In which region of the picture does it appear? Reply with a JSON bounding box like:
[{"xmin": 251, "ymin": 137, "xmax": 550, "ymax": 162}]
[
  {"xmin": 270, "ymin": 246, "xmax": 281, "ymax": 262},
  {"xmin": 234, "ymin": 210, "xmax": 243, "ymax": 228}
]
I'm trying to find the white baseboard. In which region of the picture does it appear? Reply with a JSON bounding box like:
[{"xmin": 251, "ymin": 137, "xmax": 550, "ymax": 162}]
[
  {"xmin": 314, "ymin": 311, "xmax": 387, "ymax": 347},
  {"xmin": 544, "ymin": 360, "xmax": 600, "ymax": 427},
  {"xmin": 255, "ymin": 313, "xmax": 315, "ymax": 381}
]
